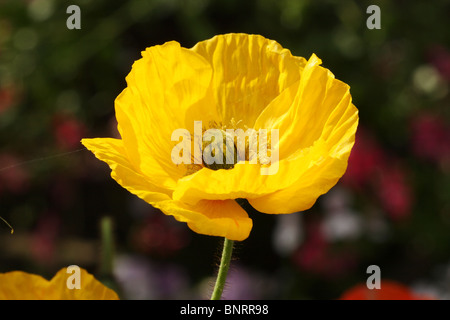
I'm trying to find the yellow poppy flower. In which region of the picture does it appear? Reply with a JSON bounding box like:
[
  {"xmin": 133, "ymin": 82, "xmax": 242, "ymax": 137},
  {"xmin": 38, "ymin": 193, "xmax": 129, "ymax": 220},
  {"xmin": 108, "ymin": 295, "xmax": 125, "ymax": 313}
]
[
  {"xmin": 82, "ymin": 33, "xmax": 358, "ymax": 241},
  {"xmin": 0, "ymin": 267, "xmax": 119, "ymax": 300}
]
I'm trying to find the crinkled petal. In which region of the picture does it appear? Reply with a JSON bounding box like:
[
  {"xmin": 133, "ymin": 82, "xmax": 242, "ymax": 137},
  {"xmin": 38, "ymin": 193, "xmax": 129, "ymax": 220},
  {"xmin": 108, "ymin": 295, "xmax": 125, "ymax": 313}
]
[
  {"xmin": 154, "ymin": 199, "xmax": 252, "ymax": 241},
  {"xmin": 82, "ymin": 34, "xmax": 359, "ymax": 240},
  {"xmin": 0, "ymin": 272, "xmax": 49, "ymax": 300},
  {"xmin": 173, "ymin": 54, "xmax": 358, "ymax": 212},
  {"xmin": 81, "ymin": 138, "xmax": 172, "ymax": 203},
  {"xmin": 191, "ymin": 33, "xmax": 306, "ymax": 128},
  {"xmin": 255, "ymin": 54, "xmax": 355, "ymax": 159},
  {"xmin": 116, "ymin": 41, "xmax": 218, "ymax": 189},
  {"xmin": 81, "ymin": 138, "xmax": 251, "ymax": 240},
  {"xmin": 0, "ymin": 268, "xmax": 118, "ymax": 300},
  {"xmin": 51, "ymin": 268, "xmax": 118, "ymax": 300},
  {"xmin": 173, "ymin": 138, "xmax": 327, "ymax": 205},
  {"xmin": 250, "ymin": 104, "xmax": 358, "ymax": 213}
]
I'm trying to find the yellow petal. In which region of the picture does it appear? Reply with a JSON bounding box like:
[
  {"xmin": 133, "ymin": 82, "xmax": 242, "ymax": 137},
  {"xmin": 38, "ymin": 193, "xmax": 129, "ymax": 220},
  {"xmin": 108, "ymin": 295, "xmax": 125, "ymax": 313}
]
[
  {"xmin": 250, "ymin": 92, "xmax": 359, "ymax": 213},
  {"xmin": 172, "ymin": 54, "xmax": 358, "ymax": 212},
  {"xmin": 172, "ymin": 139, "xmax": 326, "ymax": 205},
  {"xmin": 81, "ymin": 138, "xmax": 251, "ymax": 240},
  {"xmin": 82, "ymin": 34, "xmax": 359, "ymax": 240},
  {"xmin": 248, "ymin": 137, "xmax": 356, "ymax": 214},
  {"xmin": 154, "ymin": 199, "xmax": 252, "ymax": 241},
  {"xmin": 255, "ymin": 54, "xmax": 355, "ymax": 159},
  {"xmin": 0, "ymin": 268, "xmax": 118, "ymax": 300},
  {"xmin": 0, "ymin": 271, "xmax": 49, "ymax": 300},
  {"xmin": 253, "ymin": 78, "xmax": 301, "ymax": 136},
  {"xmin": 116, "ymin": 41, "xmax": 218, "ymax": 189},
  {"xmin": 191, "ymin": 33, "xmax": 307, "ymax": 127},
  {"xmin": 81, "ymin": 138, "xmax": 172, "ymax": 203},
  {"xmin": 51, "ymin": 268, "xmax": 118, "ymax": 300}
]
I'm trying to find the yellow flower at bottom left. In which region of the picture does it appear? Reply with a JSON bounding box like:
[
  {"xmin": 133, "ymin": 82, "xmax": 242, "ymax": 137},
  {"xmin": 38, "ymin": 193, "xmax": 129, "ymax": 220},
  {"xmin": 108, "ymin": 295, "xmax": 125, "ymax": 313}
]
[{"xmin": 0, "ymin": 267, "xmax": 118, "ymax": 300}]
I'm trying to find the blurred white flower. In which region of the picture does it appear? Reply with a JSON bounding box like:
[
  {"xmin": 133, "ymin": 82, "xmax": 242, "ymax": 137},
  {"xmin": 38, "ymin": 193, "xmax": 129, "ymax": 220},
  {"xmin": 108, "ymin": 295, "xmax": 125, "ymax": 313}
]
[
  {"xmin": 272, "ymin": 213, "xmax": 303, "ymax": 256},
  {"xmin": 321, "ymin": 209, "xmax": 362, "ymax": 241},
  {"xmin": 321, "ymin": 187, "xmax": 363, "ymax": 241},
  {"xmin": 114, "ymin": 254, "xmax": 189, "ymax": 299}
]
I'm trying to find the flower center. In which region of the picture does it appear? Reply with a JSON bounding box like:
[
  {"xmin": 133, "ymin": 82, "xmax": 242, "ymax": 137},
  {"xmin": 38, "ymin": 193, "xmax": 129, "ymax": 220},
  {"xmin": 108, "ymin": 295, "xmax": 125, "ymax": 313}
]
[
  {"xmin": 184, "ymin": 119, "xmax": 242, "ymax": 175},
  {"xmin": 202, "ymin": 129, "xmax": 238, "ymax": 171},
  {"xmin": 183, "ymin": 118, "xmax": 274, "ymax": 176}
]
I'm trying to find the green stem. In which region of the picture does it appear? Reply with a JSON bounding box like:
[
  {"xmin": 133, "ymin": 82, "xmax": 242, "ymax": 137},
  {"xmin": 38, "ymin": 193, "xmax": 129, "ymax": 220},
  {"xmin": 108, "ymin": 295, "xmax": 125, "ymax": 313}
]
[
  {"xmin": 100, "ymin": 216, "xmax": 114, "ymax": 277},
  {"xmin": 210, "ymin": 237, "xmax": 234, "ymax": 300},
  {"xmin": 99, "ymin": 216, "xmax": 123, "ymax": 297}
]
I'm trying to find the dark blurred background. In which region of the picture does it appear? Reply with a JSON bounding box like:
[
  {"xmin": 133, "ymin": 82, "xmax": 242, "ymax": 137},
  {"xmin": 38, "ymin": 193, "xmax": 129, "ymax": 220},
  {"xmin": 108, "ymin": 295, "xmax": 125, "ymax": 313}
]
[{"xmin": 0, "ymin": 0, "xmax": 449, "ymax": 299}]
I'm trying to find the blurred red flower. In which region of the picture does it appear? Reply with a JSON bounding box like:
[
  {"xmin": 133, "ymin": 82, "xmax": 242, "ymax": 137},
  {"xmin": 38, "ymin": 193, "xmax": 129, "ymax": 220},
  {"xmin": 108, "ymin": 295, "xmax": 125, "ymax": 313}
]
[
  {"xmin": 0, "ymin": 153, "xmax": 30, "ymax": 194},
  {"xmin": 410, "ymin": 113, "xmax": 450, "ymax": 169},
  {"xmin": 132, "ymin": 213, "xmax": 190, "ymax": 256},
  {"xmin": 293, "ymin": 221, "xmax": 357, "ymax": 278},
  {"xmin": 0, "ymin": 86, "xmax": 15, "ymax": 114},
  {"xmin": 52, "ymin": 114, "xmax": 85, "ymax": 151},
  {"xmin": 376, "ymin": 164, "xmax": 413, "ymax": 221},
  {"xmin": 342, "ymin": 128, "xmax": 385, "ymax": 190},
  {"xmin": 31, "ymin": 211, "xmax": 61, "ymax": 265},
  {"xmin": 340, "ymin": 280, "xmax": 434, "ymax": 300},
  {"xmin": 427, "ymin": 45, "xmax": 450, "ymax": 81},
  {"xmin": 342, "ymin": 128, "xmax": 413, "ymax": 220}
]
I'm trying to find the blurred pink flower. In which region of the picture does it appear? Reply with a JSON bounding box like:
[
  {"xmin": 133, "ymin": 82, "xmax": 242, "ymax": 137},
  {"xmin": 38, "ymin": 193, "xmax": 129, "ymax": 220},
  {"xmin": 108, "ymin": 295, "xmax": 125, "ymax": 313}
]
[
  {"xmin": 222, "ymin": 265, "xmax": 277, "ymax": 300},
  {"xmin": 376, "ymin": 164, "xmax": 413, "ymax": 221},
  {"xmin": 132, "ymin": 214, "xmax": 190, "ymax": 256},
  {"xmin": 0, "ymin": 153, "xmax": 30, "ymax": 194},
  {"xmin": 52, "ymin": 114, "xmax": 85, "ymax": 150},
  {"xmin": 342, "ymin": 127, "xmax": 414, "ymax": 221},
  {"xmin": 410, "ymin": 113, "xmax": 450, "ymax": 169},
  {"xmin": 31, "ymin": 211, "xmax": 61, "ymax": 265},
  {"xmin": 114, "ymin": 255, "xmax": 189, "ymax": 299},
  {"xmin": 342, "ymin": 128, "xmax": 385, "ymax": 190},
  {"xmin": 427, "ymin": 45, "xmax": 450, "ymax": 81},
  {"xmin": 293, "ymin": 221, "xmax": 357, "ymax": 278},
  {"xmin": 0, "ymin": 86, "xmax": 15, "ymax": 114}
]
